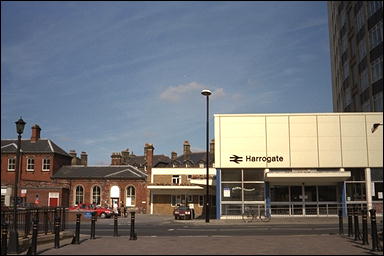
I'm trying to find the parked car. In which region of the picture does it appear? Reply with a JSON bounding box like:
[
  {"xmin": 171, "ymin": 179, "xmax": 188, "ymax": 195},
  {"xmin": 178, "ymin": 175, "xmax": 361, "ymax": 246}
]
[
  {"xmin": 173, "ymin": 205, "xmax": 193, "ymax": 220},
  {"xmin": 69, "ymin": 203, "xmax": 113, "ymax": 218}
]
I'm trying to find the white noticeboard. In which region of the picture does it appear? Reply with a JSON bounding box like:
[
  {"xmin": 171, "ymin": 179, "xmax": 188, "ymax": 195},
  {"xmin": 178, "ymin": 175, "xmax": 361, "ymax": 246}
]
[
  {"xmin": 378, "ymin": 192, "xmax": 383, "ymax": 199},
  {"xmin": 224, "ymin": 188, "xmax": 231, "ymax": 197}
]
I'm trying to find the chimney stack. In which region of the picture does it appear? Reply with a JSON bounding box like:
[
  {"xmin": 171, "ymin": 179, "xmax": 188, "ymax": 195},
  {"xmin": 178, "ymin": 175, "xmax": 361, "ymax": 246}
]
[
  {"xmin": 171, "ymin": 152, "xmax": 177, "ymax": 161},
  {"xmin": 31, "ymin": 124, "xmax": 41, "ymax": 143},
  {"xmin": 80, "ymin": 152, "xmax": 88, "ymax": 167},
  {"xmin": 69, "ymin": 150, "xmax": 78, "ymax": 165},
  {"xmin": 183, "ymin": 141, "xmax": 191, "ymax": 161},
  {"xmin": 111, "ymin": 152, "xmax": 122, "ymax": 165},
  {"xmin": 144, "ymin": 143, "xmax": 154, "ymax": 174}
]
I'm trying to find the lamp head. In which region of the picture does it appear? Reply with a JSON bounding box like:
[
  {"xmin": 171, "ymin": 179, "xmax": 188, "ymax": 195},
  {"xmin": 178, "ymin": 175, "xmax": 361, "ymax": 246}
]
[
  {"xmin": 15, "ymin": 117, "xmax": 26, "ymax": 135},
  {"xmin": 201, "ymin": 89, "xmax": 212, "ymax": 96}
]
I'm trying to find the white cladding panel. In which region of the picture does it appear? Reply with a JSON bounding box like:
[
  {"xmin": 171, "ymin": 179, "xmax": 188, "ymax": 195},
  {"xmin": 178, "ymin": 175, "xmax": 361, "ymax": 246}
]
[{"xmin": 215, "ymin": 113, "xmax": 383, "ymax": 168}]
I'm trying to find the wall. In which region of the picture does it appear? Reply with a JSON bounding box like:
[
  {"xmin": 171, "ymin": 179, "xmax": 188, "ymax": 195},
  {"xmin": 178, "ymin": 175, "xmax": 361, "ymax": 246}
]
[{"xmin": 215, "ymin": 113, "xmax": 383, "ymax": 169}]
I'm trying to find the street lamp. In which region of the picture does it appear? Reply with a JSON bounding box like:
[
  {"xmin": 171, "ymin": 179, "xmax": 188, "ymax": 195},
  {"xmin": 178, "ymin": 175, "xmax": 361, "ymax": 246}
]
[
  {"xmin": 201, "ymin": 89, "xmax": 212, "ymax": 223},
  {"xmin": 371, "ymin": 123, "xmax": 383, "ymax": 133},
  {"xmin": 8, "ymin": 117, "xmax": 26, "ymax": 254}
]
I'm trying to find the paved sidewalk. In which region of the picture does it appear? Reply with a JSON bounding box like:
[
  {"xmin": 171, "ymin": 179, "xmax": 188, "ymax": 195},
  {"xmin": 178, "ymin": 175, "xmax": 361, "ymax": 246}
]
[{"xmin": 37, "ymin": 234, "xmax": 381, "ymax": 255}]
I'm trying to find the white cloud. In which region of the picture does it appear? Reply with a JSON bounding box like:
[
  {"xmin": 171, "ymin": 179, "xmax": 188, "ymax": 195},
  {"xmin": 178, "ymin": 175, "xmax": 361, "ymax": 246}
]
[{"xmin": 159, "ymin": 82, "xmax": 205, "ymax": 102}]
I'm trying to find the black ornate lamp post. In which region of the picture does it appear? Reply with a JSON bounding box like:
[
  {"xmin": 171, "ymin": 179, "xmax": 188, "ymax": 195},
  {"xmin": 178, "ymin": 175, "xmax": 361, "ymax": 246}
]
[
  {"xmin": 8, "ymin": 117, "xmax": 26, "ymax": 254},
  {"xmin": 201, "ymin": 89, "xmax": 212, "ymax": 223}
]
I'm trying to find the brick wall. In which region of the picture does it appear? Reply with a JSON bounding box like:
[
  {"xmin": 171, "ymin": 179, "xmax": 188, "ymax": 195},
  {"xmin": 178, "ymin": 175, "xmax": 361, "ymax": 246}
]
[
  {"xmin": 67, "ymin": 179, "xmax": 148, "ymax": 213},
  {"xmin": 152, "ymin": 194, "xmax": 204, "ymax": 217}
]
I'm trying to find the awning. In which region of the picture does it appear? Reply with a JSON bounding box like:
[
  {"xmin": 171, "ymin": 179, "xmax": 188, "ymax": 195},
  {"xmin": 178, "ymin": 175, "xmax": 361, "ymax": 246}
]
[{"xmin": 264, "ymin": 171, "xmax": 351, "ymax": 184}]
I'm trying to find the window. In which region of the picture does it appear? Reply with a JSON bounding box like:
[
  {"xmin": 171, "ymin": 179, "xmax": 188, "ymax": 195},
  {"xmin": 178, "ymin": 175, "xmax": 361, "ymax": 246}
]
[
  {"xmin": 372, "ymin": 182, "xmax": 383, "ymax": 201},
  {"xmin": 126, "ymin": 186, "xmax": 135, "ymax": 207},
  {"xmin": 75, "ymin": 186, "xmax": 84, "ymax": 205},
  {"xmin": 341, "ymin": 36, "xmax": 348, "ymax": 54},
  {"xmin": 42, "ymin": 158, "xmax": 50, "ymax": 171},
  {"xmin": 374, "ymin": 92, "xmax": 383, "ymax": 111},
  {"xmin": 8, "ymin": 158, "xmax": 16, "ymax": 171},
  {"xmin": 198, "ymin": 195, "xmax": 204, "ymax": 207},
  {"xmin": 346, "ymin": 183, "xmax": 366, "ymax": 201},
  {"xmin": 27, "ymin": 158, "xmax": 35, "ymax": 171},
  {"xmin": 344, "ymin": 86, "xmax": 352, "ymax": 106},
  {"xmin": 199, "ymin": 162, "xmax": 205, "ymax": 168},
  {"xmin": 343, "ymin": 62, "xmax": 349, "ymax": 80},
  {"xmin": 187, "ymin": 195, "xmax": 193, "ymax": 203},
  {"xmin": 171, "ymin": 195, "xmax": 182, "ymax": 206},
  {"xmin": 369, "ymin": 22, "xmax": 383, "ymax": 50},
  {"xmin": 172, "ymin": 175, "xmax": 181, "ymax": 185},
  {"xmin": 371, "ymin": 56, "xmax": 383, "ymax": 83},
  {"xmin": 358, "ymin": 40, "xmax": 366, "ymax": 62},
  {"xmin": 362, "ymin": 99, "xmax": 371, "ymax": 111},
  {"xmin": 360, "ymin": 68, "xmax": 369, "ymax": 91},
  {"xmin": 368, "ymin": 1, "xmax": 383, "ymax": 17},
  {"xmin": 356, "ymin": 7, "xmax": 365, "ymax": 31},
  {"xmin": 92, "ymin": 186, "xmax": 101, "ymax": 205}
]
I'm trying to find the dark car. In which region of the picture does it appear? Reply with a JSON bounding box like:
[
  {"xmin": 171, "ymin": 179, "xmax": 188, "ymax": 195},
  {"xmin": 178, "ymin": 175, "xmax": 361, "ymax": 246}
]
[{"xmin": 173, "ymin": 205, "xmax": 193, "ymax": 220}]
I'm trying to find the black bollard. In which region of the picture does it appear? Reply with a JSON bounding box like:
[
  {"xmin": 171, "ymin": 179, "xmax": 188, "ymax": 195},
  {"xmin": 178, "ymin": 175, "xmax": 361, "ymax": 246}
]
[
  {"xmin": 54, "ymin": 215, "xmax": 61, "ymax": 249},
  {"xmin": 1, "ymin": 222, "xmax": 8, "ymax": 256},
  {"xmin": 361, "ymin": 207, "xmax": 368, "ymax": 245},
  {"xmin": 74, "ymin": 213, "xmax": 81, "ymax": 244},
  {"xmin": 354, "ymin": 206, "xmax": 361, "ymax": 241},
  {"xmin": 369, "ymin": 209, "xmax": 380, "ymax": 251},
  {"xmin": 29, "ymin": 214, "xmax": 39, "ymax": 255},
  {"xmin": 61, "ymin": 208, "xmax": 66, "ymax": 231},
  {"xmin": 338, "ymin": 209, "xmax": 344, "ymax": 235},
  {"xmin": 113, "ymin": 213, "xmax": 118, "ymax": 237},
  {"xmin": 44, "ymin": 209, "xmax": 49, "ymax": 235},
  {"xmin": 348, "ymin": 205, "xmax": 353, "ymax": 237},
  {"xmin": 90, "ymin": 212, "xmax": 96, "ymax": 240},
  {"xmin": 130, "ymin": 211, "xmax": 137, "ymax": 240}
]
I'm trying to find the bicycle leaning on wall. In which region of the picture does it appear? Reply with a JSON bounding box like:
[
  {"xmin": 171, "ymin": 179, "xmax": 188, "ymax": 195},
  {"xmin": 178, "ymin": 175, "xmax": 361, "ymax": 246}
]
[{"xmin": 242, "ymin": 205, "xmax": 271, "ymax": 223}]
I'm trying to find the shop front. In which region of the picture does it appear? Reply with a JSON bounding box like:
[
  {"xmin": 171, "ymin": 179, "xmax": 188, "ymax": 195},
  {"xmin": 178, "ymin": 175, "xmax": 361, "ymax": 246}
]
[{"xmin": 214, "ymin": 113, "xmax": 383, "ymax": 219}]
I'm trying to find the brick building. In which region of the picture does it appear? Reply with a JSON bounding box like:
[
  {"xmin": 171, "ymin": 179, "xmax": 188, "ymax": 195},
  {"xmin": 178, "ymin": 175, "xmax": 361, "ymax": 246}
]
[
  {"xmin": 52, "ymin": 166, "xmax": 148, "ymax": 213},
  {"xmin": 1, "ymin": 125, "xmax": 73, "ymax": 207}
]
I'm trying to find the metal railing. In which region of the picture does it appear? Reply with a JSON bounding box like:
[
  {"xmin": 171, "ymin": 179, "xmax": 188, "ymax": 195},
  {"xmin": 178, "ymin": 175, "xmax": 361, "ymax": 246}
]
[
  {"xmin": 0, "ymin": 206, "xmax": 68, "ymax": 239},
  {"xmin": 221, "ymin": 203, "xmax": 369, "ymax": 218}
]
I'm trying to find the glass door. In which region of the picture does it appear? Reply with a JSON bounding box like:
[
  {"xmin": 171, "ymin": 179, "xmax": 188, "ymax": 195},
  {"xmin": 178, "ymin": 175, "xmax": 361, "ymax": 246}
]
[{"xmin": 290, "ymin": 186, "xmax": 303, "ymax": 215}]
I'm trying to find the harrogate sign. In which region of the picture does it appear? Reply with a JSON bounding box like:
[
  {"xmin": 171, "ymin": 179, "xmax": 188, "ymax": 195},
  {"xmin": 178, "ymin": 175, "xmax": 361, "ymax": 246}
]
[{"xmin": 230, "ymin": 155, "xmax": 284, "ymax": 164}]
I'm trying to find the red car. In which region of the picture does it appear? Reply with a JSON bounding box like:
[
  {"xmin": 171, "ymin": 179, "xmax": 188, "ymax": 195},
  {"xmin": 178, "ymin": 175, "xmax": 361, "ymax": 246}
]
[
  {"xmin": 69, "ymin": 203, "xmax": 113, "ymax": 218},
  {"xmin": 173, "ymin": 205, "xmax": 193, "ymax": 220}
]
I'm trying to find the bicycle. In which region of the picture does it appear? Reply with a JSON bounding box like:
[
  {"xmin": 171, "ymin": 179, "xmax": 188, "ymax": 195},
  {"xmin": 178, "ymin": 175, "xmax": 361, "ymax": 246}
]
[{"xmin": 242, "ymin": 207, "xmax": 271, "ymax": 223}]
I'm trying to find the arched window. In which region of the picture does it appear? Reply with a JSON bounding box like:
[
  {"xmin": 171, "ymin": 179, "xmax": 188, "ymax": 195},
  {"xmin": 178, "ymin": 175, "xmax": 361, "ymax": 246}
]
[
  {"xmin": 75, "ymin": 185, "xmax": 84, "ymax": 205},
  {"xmin": 92, "ymin": 186, "xmax": 101, "ymax": 206},
  {"xmin": 126, "ymin": 186, "xmax": 136, "ymax": 207}
]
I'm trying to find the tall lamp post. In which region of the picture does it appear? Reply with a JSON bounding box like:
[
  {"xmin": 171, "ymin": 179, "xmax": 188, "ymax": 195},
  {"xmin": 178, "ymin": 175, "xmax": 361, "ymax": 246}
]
[
  {"xmin": 8, "ymin": 117, "xmax": 26, "ymax": 254},
  {"xmin": 201, "ymin": 89, "xmax": 212, "ymax": 223}
]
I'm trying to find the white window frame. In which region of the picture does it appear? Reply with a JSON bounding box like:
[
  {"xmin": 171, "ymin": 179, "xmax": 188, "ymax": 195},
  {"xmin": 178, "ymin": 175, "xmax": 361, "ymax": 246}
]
[
  {"xmin": 8, "ymin": 158, "xmax": 16, "ymax": 171},
  {"xmin": 42, "ymin": 158, "xmax": 50, "ymax": 171},
  {"xmin": 172, "ymin": 175, "xmax": 181, "ymax": 185},
  {"xmin": 75, "ymin": 185, "xmax": 84, "ymax": 205},
  {"xmin": 92, "ymin": 186, "xmax": 101, "ymax": 206},
  {"xmin": 126, "ymin": 186, "xmax": 136, "ymax": 207},
  {"xmin": 27, "ymin": 158, "xmax": 35, "ymax": 172}
]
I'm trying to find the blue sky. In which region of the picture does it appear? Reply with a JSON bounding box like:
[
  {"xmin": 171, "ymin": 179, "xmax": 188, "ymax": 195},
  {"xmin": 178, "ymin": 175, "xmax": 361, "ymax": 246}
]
[{"xmin": 1, "ymin": 1, "xmax": 332, "ymax": 165}]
